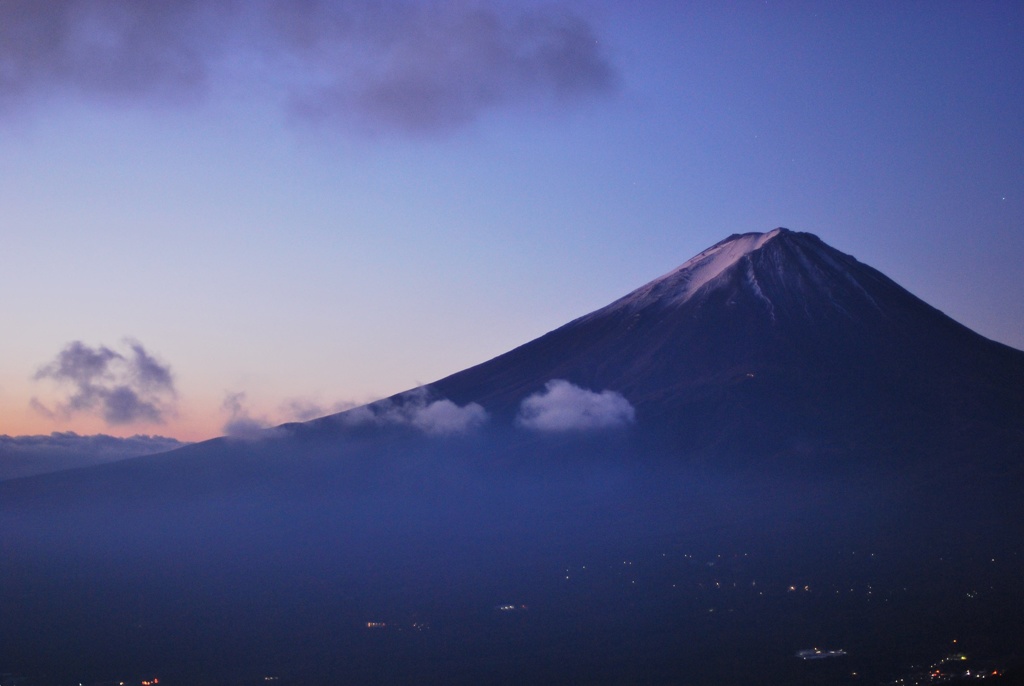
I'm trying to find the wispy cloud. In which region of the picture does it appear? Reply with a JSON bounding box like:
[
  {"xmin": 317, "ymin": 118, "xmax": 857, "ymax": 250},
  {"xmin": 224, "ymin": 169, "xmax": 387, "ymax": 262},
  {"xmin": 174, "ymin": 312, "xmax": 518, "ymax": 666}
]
[
  {"xmin": 221, "ymin": 391, "xmax": 274, "ymax": 439},
  {"xmin": 32, "ymin": 340, "xmax": 177, "ymax": 426},
  {"xmin": 0, "ymin": 1, "xmax": 615, "ymax": 134},
  {"xmin": 516, "ymin": 379, "xmax": 635, "ymax": 431},
  {"xmin": 342, "ymin": 387, "xmax": 487, "ymax": 435},
  {"xmin": 279, "ymin": 397, "xmax": 360, "ymax": 423},
  {"xmin": 279, "ymin": 398, "xmax": 328, "ymax": 423}
]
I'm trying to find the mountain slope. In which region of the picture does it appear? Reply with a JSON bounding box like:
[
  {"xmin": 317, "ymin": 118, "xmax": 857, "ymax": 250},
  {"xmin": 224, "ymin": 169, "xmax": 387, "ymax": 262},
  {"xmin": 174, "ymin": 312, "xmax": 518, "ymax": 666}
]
[{"xmin": 422, "ymin": 228, "xmax": 1024, "ymax": 468}]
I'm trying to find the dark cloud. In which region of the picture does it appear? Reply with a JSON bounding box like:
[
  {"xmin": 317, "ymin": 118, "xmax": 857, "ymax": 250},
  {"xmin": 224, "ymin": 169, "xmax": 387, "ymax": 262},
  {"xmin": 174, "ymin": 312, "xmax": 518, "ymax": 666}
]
[
  {"xmin": 33, "ymin": 340, "xmax": 177, "ymax": 425},
  {"xmin": 516, "ymin": 379, "xmax": 635, "ymax": 431},
  {"xmin": 130, "ymin": 341, "xmax": 176, "ymax": 390},
  {"xmin": 0, "ymin": 0, "xmax": 222, "ymax": 111},
  {"xmin": 0, "ymin": 431, "xmax": 187, "ymax": 481},
  {"xmin": 279, "ymin": 1, "xmax": 616, "ymax": 134},
  {"xmin": 0, "ymin": 1, "xmax": 615, "ymax": 133}
]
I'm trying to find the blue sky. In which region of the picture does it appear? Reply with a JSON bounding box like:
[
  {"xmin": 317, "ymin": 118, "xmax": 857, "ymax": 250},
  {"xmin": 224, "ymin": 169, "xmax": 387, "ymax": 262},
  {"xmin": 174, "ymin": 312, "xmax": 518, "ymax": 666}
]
[{"xmin": 1, "ymin": 1, "xmax": 1021, "ymax": 440}]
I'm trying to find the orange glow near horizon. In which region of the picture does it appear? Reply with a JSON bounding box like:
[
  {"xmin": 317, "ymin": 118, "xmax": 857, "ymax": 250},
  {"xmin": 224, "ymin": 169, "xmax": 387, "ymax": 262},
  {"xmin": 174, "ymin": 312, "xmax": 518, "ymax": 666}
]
[{"xmin": 0, "ymin": 397, "xmax": 224, "ymax": 443}]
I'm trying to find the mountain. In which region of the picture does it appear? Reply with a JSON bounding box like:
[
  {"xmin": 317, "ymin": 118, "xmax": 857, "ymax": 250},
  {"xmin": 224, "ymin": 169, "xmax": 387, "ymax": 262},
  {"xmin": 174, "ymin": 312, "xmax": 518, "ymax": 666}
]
[
  {"xmin": 429, "ymin": 228, "xmax": 1022, "ymax": 460},
  {"xmin": 2, "ymin": 229, "xmax": 1022, "ymax": 686}
]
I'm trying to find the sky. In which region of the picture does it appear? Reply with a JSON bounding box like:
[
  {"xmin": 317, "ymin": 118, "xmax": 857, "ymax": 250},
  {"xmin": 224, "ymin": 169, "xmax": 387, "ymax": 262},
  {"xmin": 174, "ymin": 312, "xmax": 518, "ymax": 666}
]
[{"xmin": 1, "ymin": 1, "xmax": 1021, "ymax": 442}]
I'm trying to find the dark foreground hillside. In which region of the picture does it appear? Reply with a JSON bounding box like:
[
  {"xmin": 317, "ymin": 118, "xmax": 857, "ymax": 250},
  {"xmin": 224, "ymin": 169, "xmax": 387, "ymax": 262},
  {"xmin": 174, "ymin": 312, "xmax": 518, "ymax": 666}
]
[{"xmin": 2, "ymin": 428, "xmax": 1022, "ymax": 686}]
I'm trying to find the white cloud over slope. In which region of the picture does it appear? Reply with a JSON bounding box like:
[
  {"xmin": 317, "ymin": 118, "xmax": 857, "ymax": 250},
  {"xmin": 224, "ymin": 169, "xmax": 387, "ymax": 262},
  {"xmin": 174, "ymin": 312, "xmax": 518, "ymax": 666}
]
[{"xmin": 516, "ymin": 379, "xmax": 635, "ymax": 432}]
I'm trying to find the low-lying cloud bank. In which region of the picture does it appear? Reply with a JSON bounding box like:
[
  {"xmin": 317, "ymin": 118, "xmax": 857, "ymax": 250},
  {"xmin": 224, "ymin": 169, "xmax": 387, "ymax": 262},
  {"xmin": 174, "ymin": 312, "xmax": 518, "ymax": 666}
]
[
  {"xmin": 516, "ymin": 379, "xmax": 635, "ymax": 432},
  {"xmin": 0, "ymin": 432, "xmax": 187, "ymax": 481},
  {"xmin": 342, "ymin": 388, "xmax": 487, "ymax": 436}
]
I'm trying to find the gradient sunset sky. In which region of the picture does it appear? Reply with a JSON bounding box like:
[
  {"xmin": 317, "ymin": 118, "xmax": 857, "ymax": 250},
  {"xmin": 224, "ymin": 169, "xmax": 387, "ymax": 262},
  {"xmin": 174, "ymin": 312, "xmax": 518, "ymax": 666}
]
[{"xmin": 2, "ymin": 1, "xmax": 1021, "ymax": 441}]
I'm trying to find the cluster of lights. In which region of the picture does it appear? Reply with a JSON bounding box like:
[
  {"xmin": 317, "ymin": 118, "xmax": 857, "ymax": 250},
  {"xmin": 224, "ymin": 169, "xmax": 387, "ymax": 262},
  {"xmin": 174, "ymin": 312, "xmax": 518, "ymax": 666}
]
[{"xmin": 888, "ymin": 646, "xmax": 1004, "ymax": 685}]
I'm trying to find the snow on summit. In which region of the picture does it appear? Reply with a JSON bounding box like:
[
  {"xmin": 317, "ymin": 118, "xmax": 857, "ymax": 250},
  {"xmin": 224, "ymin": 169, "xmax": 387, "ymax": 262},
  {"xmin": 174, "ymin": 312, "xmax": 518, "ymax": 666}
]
[
  {"xmin": 595, "ymin": 228, "xmax": 785, "ymax": 316},
  {"xmin": 663, "ymin": 229, "xmax": 782, "ymax": 299}
]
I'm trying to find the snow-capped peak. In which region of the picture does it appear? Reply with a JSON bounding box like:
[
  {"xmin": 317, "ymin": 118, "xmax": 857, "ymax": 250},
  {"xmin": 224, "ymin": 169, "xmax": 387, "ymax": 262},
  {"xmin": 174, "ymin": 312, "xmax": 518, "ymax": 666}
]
[{"xmin": 596, "ymin": 228, "xmax": 786, "ymax": 315}]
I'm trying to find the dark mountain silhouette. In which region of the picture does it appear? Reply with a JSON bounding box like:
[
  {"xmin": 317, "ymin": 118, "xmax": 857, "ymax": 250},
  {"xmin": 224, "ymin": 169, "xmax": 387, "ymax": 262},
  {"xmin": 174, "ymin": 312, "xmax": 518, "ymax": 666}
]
[
  {"xmin": 426, "ymin": 228, "xmax": 1024, "ymax": 470},
  {"xmin": 2, "ymin": 229, "xmax": 1022, "ymax": 686}
]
